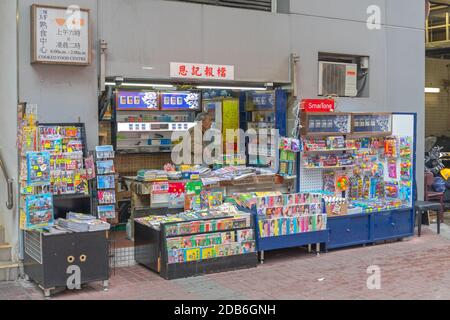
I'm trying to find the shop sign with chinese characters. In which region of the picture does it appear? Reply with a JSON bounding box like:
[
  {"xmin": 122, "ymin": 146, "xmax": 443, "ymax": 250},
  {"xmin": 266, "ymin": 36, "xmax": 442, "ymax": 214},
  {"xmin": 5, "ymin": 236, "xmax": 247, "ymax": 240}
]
[
  {"xmin": 170, "ymin": 62, "xmax": 235, "ymax": 80},
  {"xmin": 31, "ymin": 4, "xmax": 91, "ymax": 65}
]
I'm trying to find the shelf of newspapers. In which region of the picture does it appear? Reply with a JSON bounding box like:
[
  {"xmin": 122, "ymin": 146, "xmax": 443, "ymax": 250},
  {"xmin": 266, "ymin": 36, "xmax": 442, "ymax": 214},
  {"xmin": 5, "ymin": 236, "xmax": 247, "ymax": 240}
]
[{"xmin": 134, "ymin": 203, "xmax": 257, "ymax": 280}]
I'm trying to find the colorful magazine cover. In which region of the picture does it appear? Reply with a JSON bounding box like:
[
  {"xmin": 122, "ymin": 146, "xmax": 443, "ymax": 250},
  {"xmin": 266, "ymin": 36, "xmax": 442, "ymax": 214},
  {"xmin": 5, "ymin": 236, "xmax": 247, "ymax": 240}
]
[
  {"xmin": 184, "ymin": 248, "xmax": 200, "ymax": 262},
  {"xmin": 221, "ymin": 231, "xmax": 235, "ymax": 244},
  {"xmin": 97, "ymin": 175, "xmax": 115, "ymax": 189},
  {"xmin": 201, "ymin": 246, "xmax": 216, "ymax": 260},
  {"xmin": 26, "ymin": 152, "xmax": 51, "ymax": 186},
  {"xmin": 97, "ymin": 205, "xmax": 116, "ymax": 219},
  {"xmin": 95, "ymin": 145, "xmax": 115, "ymax": 159},
  {"xmin": 40, "ymin": 137, "xmax": 63, "ymax": 153},
  {"xmin": 98, "ymin": 190, "xmax": 116, "ymax": 204},
  {"xmin": 25, "ymin": 193, "xmax": 54, "ymax": 230},
  {"xmin": 242, "ymin": 241, "xmax": 256, "ymax": 254},
  {"xmin": 167, "ymin": 237, "xmax": 182, "ymax": 250},
  {"xmin": 96, "ymin": 160, "xmax": 115, "ymax": 175},
  {"xmin": 236, "ymin": 229, "xmax": 254, "ymax": 242}
]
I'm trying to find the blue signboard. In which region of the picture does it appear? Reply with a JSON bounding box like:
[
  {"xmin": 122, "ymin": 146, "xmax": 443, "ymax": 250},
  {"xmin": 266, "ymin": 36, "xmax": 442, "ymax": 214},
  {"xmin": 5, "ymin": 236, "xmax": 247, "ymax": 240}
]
[
  {"xmin": 249, "ymin": 92, "xmax": 275, "ymax": 110},
  {"xmin": 117, "ymin": 90, "xmax": 159, "ymax": 110},
  {"xmin": 161, "ymin": 92, "xmax": 200, "ymax": 110}
]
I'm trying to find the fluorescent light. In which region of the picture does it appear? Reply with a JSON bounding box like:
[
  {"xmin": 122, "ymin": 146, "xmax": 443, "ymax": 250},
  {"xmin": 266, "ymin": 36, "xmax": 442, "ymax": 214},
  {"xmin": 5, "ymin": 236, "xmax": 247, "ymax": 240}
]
[
  {"xmin": 196, "ymin": 85, "xmax": 267, "ymax": 91},
  {"xmin": 142, "ymin": 66, "xmax": 154, "ymax": 70},
  {"xmin": 425, "ymin": 87, "xmax": 440, "ymax": 93},
  {"xmin": 105, "ymin": 82, "xmax": 174, "ymax": 88}
]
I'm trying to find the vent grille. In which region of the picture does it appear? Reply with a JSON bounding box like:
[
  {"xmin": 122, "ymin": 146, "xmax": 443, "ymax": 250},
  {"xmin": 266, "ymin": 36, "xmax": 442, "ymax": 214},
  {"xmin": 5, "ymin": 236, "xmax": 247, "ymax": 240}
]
[
  {"xmin": 321, "ymin": 63, "xmax": 347, "ymax": 97},
  {"xmin": 24, "ymin": 231, "xmax": 43, "ymax": 264},
  {"xmin": 169, "ymin": 0, "xmax": 272, "ymax": 11}
]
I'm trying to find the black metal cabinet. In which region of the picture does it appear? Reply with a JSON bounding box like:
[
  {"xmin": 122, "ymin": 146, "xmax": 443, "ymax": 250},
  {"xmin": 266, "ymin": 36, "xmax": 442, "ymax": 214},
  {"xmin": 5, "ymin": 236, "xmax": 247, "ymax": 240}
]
[{"xmin": 24, "ymin": 230, "xmax": 109, "ymax": 297}]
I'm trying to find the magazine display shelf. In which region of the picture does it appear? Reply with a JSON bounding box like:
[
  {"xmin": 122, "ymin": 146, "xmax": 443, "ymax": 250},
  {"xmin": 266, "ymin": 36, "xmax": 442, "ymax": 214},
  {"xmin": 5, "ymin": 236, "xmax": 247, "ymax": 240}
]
[
  {"xmin": 134, "ymin": 215, "xmax": 258, "ymax": 280},
  {"xmin": 23, "ymin": 230, "xmax": 109, "ymax": 297},
  {"xmin": 244, "ymin": 206, "xmax": 329, "ymax": 262}
]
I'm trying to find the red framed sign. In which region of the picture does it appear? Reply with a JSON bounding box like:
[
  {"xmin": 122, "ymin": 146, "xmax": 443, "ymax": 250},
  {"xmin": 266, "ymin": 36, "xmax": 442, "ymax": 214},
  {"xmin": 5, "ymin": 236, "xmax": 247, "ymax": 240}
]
[{"xmin": 301, "ymin": 99, "xmax": 335, "ymax": 113}]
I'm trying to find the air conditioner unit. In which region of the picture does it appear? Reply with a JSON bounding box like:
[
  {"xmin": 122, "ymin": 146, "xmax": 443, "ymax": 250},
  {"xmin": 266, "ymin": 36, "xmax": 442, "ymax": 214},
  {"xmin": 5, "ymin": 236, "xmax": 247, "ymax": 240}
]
[{"xmin": 318, "ymin": 61, "xmax": 358, "ymax": 97}]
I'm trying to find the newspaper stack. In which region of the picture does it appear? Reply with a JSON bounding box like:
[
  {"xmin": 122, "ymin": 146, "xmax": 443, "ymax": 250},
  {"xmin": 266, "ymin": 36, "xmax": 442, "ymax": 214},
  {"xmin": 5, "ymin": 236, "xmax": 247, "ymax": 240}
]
[{"xmin": 57, "ymin": 212, "xmax": 110, "ymax": 232}]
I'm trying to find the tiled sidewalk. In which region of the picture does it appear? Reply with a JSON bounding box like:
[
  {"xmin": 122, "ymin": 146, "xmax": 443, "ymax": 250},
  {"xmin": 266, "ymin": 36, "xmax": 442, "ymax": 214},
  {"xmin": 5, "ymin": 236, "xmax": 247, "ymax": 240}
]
[{"xmin": 2, "ymin": 227, "xmax": 450, "ymax": 300}]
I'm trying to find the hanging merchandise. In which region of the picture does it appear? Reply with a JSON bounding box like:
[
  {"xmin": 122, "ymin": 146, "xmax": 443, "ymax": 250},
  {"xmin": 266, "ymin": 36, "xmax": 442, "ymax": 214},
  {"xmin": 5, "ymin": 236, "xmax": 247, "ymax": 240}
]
[
  {"xmin": 385, "ymin": 182, "xmax": 399, "ymax": 198},
  {"xmin": 323, "ymin": 171, "xmax": 336, "ymax": 194},
  {"xmin": 336, "ymin": 175, "xmax": 349, "ymax": 192},
  {"xmin": 384, "ymin": 138, "xmax": 398, "ymax": 158},
  {"xmin": 363, "ymin": 176, "xmax": 371, "ymax": 199},
  {"xmin": 23, "ymin": 193, "xmax": 54, "ymax": 230},
  {"xmin": 399, "ymin": 137, "xmax": 412, "ymax": 158},
  {"xmin": 388, "ymin": 159, "xmax": 398, "ymax": 179},
  {"xmin": 26, "ymin": 152, "xmax": 51, "ymax": 186},
  {"xmin": 279, "ymin": 137, "xmax": 301, "ymax": 176}
]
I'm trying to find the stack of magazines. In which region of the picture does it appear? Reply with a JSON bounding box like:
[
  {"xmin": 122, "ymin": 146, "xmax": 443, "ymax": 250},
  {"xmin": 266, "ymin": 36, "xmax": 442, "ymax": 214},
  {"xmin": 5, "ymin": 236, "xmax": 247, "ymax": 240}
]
[
  {"xmin": 137, "ymin": 169, "xmax": 168, "ymax": 181},
  {"xmin": 56, "ymin": 212, "xmax": 110, "ymax": 232}
]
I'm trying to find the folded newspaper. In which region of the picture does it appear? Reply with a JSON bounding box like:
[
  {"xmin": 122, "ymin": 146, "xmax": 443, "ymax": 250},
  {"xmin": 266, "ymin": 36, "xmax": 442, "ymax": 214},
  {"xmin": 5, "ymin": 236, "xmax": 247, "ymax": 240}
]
[{"xmin": 57, "ymin": 212, "xmax": 110, "ymax": 232}]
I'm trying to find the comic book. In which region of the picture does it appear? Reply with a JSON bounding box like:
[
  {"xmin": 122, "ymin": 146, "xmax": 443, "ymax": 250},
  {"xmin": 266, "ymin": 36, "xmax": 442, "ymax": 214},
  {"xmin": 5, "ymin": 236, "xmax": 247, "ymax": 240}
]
[
  {"xmin": 236, "ymin": 229, "xmax": 254, "ymax": 242},
  {"xmin": 184, "ymin": 248, "xmax": 201, "ymax": 262},
  {"xmin": 201, "ymin": 246, "xmax": 216, "ymax": 260}
]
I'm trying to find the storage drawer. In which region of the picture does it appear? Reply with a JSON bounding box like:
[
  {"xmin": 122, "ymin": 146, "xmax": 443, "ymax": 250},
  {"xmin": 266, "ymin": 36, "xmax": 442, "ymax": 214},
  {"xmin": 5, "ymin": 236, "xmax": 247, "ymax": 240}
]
[
  {"xmin": 373, "ymin": 209, "xmax": 413, "ymax": 241},
  {"xmin": 327, "ymin": 214, "xmax": 370, "ymax": 249}
]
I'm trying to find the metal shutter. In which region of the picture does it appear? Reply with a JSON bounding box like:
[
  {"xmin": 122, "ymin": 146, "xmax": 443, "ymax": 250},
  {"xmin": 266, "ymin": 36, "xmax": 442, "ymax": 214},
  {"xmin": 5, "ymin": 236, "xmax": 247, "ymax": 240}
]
[{"xmin": 170, "ymin": 0, "xmax": 272, "ymax": 12}]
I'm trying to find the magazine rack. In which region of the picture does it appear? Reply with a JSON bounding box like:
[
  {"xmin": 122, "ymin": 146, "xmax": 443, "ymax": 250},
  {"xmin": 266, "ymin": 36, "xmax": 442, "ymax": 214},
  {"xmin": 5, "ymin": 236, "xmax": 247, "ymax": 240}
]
[
  {"xmin": 245, "ymin": 205, "xmax": 329, "ymax": 263},
  {"xmin": 134, "ymin": 214, "xmax": 258, "ymax": 280}
]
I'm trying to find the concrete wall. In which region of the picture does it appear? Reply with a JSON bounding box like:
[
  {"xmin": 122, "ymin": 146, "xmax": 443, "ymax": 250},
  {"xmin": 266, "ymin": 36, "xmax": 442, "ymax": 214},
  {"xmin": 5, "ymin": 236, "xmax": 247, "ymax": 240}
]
[
  {"xmin": 18, "ymin": 0, "xmax": 99, "ymax": 149},
  {"xmin": 425, "ymin": 58, "xmax": 450, "ymax": 137},
  {"xmin": 0, "ymin": 0, "xmax": 19, "ymax": 256}
]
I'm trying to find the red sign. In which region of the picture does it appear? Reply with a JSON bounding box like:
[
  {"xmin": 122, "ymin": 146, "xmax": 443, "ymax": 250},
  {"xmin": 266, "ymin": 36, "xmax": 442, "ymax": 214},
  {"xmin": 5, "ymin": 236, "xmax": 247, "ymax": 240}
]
[
  {"xmin": 170, "ymin": 62, "xmax": 235, "ymax": 80},
  {"xmin": 301, "ymin": 99, "xmax": 335, "ymax": 112}
]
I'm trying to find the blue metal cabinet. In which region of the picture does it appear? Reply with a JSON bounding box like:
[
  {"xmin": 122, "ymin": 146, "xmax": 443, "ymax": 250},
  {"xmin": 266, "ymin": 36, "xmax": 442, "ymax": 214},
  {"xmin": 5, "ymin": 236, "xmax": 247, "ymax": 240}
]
[
  {"xmin": 373, "ymin": 209, "xmax": 414, "ymax": 241},
  {"xmin": 327, "ymin": 214, "xmax": 371, "ymax": 249}
]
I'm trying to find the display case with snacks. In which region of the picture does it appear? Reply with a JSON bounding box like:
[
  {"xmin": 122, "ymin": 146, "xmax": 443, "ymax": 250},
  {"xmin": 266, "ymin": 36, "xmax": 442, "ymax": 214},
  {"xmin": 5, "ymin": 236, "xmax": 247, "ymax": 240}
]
[
  {"xmin": 113, "ymin": 90, "xmax": 199, "ymax": 154},
  {"xmin": 300, "ymin": 112, "xmax": 352, "ymax": 136},
  {"xmin": 351, "ymin": 113, "xmax": 392, "ymax": 136},
  {"xmin": 134, "ymin": 203, "xmax": 257, "ymax": 279}
]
